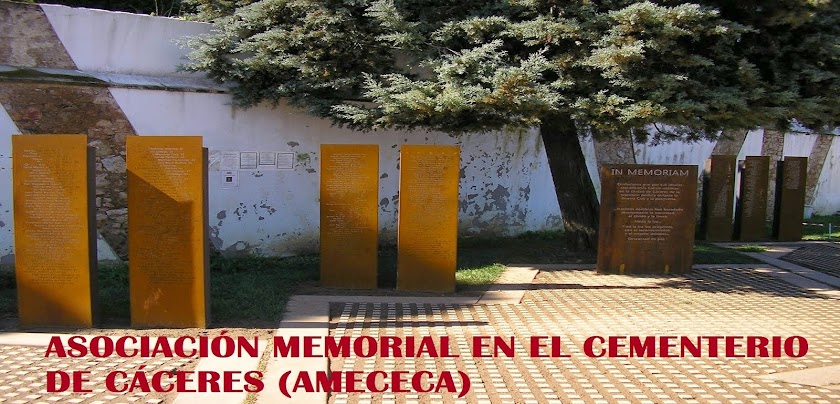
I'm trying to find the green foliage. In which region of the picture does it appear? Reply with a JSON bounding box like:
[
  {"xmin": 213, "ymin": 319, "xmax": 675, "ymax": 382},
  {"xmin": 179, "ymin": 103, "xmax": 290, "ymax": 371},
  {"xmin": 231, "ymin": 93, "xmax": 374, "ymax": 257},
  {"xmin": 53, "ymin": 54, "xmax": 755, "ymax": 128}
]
[
  {"xmin": 186, "ymin": 0, "xmax": 840, "ymax": 140},
  {"xmin": 182, "ymin": 0, "xmax": 258, "ymax": 21},
  {"xmin": 185, "ymin": 0, "xmax": 398, "ymax": 117}
]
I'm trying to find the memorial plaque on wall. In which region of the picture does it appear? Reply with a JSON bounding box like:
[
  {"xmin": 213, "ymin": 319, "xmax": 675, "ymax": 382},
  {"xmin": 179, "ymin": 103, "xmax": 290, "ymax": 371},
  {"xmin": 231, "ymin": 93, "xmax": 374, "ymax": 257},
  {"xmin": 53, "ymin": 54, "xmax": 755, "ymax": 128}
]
[
  {"xmin": 127, "ymin": 136, "xmax": 209, "ymax": 328},
  {"xmin": 736, "ymin": 156, "xmax": 770, "ymax": 241},
  {"xmin": 12, "ymin": 134, "xmax": 97, "ymax": 327},
  {"xmin": 597, "ymin": 165, "xmax": 698, "ymax": 275},
  {"xmin": 774, "ymin": 157, "xmax": 808, "ymax": 241},
  {"xmin": 704, "ymin": 155, "xmax": 737, "ymax": 241},
  {"xmin": 319, "ymin": 144, "xmax": 379, "ymax": 288},
  {"xmin": 398, "ymin": 145, "xmax": 460, "ymax": 292}
]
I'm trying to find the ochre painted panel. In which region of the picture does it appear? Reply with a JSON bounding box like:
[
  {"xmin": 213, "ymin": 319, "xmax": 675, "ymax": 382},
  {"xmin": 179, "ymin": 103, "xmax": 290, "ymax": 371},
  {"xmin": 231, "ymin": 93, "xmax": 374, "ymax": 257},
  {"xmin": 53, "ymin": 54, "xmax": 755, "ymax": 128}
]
[
  {"xmin": 398, "ymin": 145, "xmax": 460, "ymax": 292},
  {"xmin": 12, "ymin": 134, "xmax": 96, "ymax": 327},
  {"xmin": 127, "ymin": 136, "xmax": 208, "ymax": 328},
  {"xmin": 319, "ymin": 144, "xmax": 379, "ymax": 288}
]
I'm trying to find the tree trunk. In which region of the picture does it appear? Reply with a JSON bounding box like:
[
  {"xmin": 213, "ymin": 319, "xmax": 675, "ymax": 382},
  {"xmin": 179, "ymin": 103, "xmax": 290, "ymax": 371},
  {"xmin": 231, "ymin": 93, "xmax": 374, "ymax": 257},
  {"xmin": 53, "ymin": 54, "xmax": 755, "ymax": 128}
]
[{"xmin": 540, "ymin": 114, "xmax": 600, "ymax": 251}]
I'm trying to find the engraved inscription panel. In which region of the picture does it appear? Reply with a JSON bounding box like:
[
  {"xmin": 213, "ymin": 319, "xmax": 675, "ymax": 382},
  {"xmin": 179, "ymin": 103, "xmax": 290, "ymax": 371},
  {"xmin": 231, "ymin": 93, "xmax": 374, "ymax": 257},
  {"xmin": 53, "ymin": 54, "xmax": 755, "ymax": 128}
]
[
  {"xmin": 127, "ymin": 136, "xmax": 207, "ymax": 328},
  {"xmin": 12, "ymin": 135, "xmax": 96, "ymax": 327},
  {"xmin": 705, "ymin": 155, "xmax": 737, "ymax": 241},
  {"xmin": 597, "ymin": 165, "xmax": 698, "ymax": 274},
  {"xmin": 737, "ymin": 156, "xmax": 769, "ymax": 241},
  {"xmin": 775, "ymin": 157, "xmax": 807, "ymax": 241},
  {"xmin": 398, "ymin": 145, "xmax": 460, "ymax": 292},
  {"xmin": 319, "ymin": 145, "xmax": 379, "ymax": 288}
]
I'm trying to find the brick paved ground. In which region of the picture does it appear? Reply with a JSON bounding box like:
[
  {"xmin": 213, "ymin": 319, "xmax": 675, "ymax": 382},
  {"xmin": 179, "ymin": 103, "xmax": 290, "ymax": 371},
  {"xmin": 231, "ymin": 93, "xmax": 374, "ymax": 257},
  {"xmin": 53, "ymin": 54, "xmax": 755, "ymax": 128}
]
[
  {"xmin": 781, "ymin": 244, "xmax": 840, "ymax": 278},
  {"xmin": 329, "ymin": 267, "xmax": 840, "ymax": 404},
  {"xmin": 1, "ymin": 262, "xmax": 838, "ymax": 403},
  {"xmin": 0, "ymin": 345, "xmax": 195, "ymax": 404}
]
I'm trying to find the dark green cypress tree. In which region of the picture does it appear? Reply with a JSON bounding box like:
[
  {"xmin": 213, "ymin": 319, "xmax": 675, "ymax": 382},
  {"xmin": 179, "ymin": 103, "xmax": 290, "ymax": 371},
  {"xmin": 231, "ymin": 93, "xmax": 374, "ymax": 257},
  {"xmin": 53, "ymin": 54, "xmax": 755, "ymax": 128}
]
[{"xmin": 186, "ymin": 0, "xmax": 840, "ymax": 249}]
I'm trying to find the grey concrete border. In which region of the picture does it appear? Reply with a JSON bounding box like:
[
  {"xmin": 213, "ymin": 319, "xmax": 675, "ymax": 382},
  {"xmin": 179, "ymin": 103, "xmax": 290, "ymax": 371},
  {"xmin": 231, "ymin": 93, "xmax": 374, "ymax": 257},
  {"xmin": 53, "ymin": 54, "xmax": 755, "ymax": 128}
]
[
  {"xmin": 712, "ymin": 242, "xmax": 840, "ymax": 288},
  {"xmin": 748, "ymin": 266, "xmax": 840, "ymax": 299},
  {"xmin": 255, "ymin": 266, "xmax": 539, "ymax": 404},
  {"xmin": 742, "ymin": 252, "xmax": 840, "ymax": 288}
]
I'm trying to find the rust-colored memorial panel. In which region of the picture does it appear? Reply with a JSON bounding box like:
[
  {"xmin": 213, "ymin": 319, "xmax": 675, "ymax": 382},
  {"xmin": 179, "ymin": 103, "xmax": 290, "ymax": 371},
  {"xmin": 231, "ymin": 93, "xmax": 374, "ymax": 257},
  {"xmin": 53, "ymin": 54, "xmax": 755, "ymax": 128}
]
[
  {"xmin": 774, "ymin": 157, "xmax": 807, "ymax": 241},
  {"xmin": 319, "ymin": 144, "xmax": 379, "ymax": 288},
  {"xmin": 127, "ymin": 136, "xmax": 209, "ymax": 328},
  {"xmin": 597, "ymin": 165, "xmax": 698, "ymax": 274},
  {"xmin": 397, "ymin": 145, "xmax": 460, "ymax": 292},
  {"xmin": 704, "ymin": 155, "xmax": 737, "ymax": 241},
  {"xmin": 12, "ymin": 134, "xmax": 97, "ymax": 327},
  {"xmin": 736, "ymin": 156, "xmax": 770, "ymax": 241}
]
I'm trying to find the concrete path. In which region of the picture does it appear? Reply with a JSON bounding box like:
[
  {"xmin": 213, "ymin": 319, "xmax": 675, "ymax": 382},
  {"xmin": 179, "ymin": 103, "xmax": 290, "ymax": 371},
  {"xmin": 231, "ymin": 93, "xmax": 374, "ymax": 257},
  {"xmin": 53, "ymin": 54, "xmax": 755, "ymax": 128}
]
[{"xmin": 713, "ymin": 241, "xmax": 840, "ymax": 289}]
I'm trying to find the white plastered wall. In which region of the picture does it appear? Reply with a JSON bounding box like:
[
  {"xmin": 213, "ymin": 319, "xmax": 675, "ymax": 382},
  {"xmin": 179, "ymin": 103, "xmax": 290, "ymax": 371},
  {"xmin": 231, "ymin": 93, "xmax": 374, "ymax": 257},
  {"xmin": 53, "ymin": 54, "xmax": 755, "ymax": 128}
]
[
  {"xmin": 108, "ymin": 89, "xmax": 562, "ymax": 255},
  {"xmin": 0, "ymin": 107, "xmax": 15, "ymax": 264}
]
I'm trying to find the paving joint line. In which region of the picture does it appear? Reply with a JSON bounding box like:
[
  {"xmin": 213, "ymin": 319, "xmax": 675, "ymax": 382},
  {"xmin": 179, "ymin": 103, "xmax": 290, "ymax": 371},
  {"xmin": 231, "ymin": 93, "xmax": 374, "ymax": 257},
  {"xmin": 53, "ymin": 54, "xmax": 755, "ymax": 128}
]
[
  {"xmin": 256, "ymin": 265, "xmax": 539, "ymax": 404},
  {"xmin": 742, "ymin": 252, "xmax": 840, "ymax": 289},
  {"xmin": 713, "ymin": 243, "xmax": 840, "ymax": 288}
]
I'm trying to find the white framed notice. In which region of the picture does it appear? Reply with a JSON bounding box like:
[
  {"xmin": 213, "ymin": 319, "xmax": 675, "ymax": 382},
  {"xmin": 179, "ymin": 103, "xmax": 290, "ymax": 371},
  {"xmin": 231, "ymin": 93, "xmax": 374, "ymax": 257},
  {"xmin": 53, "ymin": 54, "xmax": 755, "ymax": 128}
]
[
  {"xmin": 277, "ymin": 152, "xmax": 295, "ymax": 170},
  {"xmin": 240, "ymin": 152, "xmax": 258, "ymax": 170},
  {"xmin": 221, "ymin": 170, "xmax": 239, "ymax": 189}
]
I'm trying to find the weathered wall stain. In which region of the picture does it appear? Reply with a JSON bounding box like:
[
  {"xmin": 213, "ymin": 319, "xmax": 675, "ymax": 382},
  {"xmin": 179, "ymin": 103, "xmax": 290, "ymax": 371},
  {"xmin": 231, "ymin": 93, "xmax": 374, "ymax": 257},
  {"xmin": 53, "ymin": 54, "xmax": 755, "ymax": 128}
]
[
  {"xmin": 0, "ymin": 252, "xmax": 13, "ymax": 265},
  {"xmin": 209, "ymin": 225, "xmax": 223, "ymax": 250}
]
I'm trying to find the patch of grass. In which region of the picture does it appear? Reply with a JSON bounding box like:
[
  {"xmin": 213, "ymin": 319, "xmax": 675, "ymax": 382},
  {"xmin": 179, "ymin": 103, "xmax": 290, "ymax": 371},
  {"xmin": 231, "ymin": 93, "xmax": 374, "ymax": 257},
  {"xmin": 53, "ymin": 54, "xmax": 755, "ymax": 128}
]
[
  {"xmin": 98, "ymin": 262, "xmax": 130, "ymax": 324},
  {"xmin": 0, "ymin": 256, "xmax": 322, "ymax": 328},
  {"xmin": 455, "ymin": 264, "xmax": 506, "ymax": 286},
  {"xmin": 802, "ymin": 214, "xmax": 840, "ymax": 241},
  {"xmin": 692, "ymin": 243, "xmax": 763, "ymax": 264},
  {"xmin": 209, "ymin": 254, "xmax": 319, "ymax": 326},
  {"xmin": 732, "ymin": 245, "xmax": 769, "ymax": 252}
]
